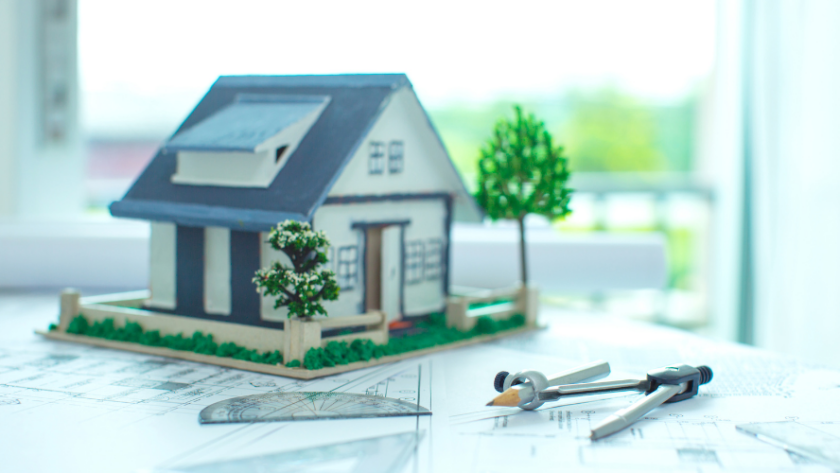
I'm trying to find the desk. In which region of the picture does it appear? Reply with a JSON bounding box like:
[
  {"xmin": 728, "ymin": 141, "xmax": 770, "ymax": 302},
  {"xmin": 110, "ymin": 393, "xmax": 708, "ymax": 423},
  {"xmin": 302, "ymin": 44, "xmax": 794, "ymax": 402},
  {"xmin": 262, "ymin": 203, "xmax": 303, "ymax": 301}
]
[{"xmin": 1, "ymin": 291, "xmax": 839, "ymax": 473}]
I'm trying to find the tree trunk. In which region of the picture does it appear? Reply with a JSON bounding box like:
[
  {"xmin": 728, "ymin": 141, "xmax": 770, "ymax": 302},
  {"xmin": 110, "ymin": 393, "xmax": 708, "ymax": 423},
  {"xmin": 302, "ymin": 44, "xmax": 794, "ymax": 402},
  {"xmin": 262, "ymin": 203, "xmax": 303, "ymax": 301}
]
[{"xmin": 518, "ymin": 215, "xmax": 528, "ymax": 286}]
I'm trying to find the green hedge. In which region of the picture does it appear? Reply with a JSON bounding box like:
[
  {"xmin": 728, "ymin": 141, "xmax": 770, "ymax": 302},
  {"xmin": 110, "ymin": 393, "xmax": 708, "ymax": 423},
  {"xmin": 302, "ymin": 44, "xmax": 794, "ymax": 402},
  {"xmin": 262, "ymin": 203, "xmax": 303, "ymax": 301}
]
[
  {"xmin": 59, "ymin": 311, "xmax": 526, "ymax": 371},
  {"xmin": 301, "ymin": 312, "xmax": 525, "ymax": 370},
  {"xmin": 65, "ymin": 315, "xmax": 284, "ymax": 366}
]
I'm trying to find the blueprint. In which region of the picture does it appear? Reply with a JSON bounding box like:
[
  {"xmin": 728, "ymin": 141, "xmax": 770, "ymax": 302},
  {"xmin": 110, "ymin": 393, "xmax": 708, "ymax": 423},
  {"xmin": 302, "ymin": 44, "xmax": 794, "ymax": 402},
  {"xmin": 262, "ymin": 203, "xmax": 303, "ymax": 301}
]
[
  {"xmin": 0, "ymin": 339, "xmax": 434, "ymax": 473},
  {"xmin": 1, "ymin": 298, "xmax": 840, "ymax": 473},
  {"xmin": 440, "ymin": 323, "xmax": 840, "ymax": 473}
]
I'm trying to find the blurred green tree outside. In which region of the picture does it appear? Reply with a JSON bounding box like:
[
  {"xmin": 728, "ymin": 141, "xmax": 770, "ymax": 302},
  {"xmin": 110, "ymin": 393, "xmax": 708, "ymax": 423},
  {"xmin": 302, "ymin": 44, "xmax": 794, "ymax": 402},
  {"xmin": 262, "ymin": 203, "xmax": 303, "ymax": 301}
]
[
  {"xmin": 562, "ymin": 89, "xmax": 664, "ymax": 172},
  {"xmin": 429, "ymin": 87, "xmax": 697, "ymax": 188},
  {"xmin": 428, "ymin": 88, "xmax": 701, "ymax": 296}
]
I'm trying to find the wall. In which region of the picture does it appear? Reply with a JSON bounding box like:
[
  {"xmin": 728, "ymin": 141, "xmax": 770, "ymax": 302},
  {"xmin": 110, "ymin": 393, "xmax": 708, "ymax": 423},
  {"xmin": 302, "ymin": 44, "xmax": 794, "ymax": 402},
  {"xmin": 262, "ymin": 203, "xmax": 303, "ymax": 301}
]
[
  {"xmin": 0, "ymin": 221, "xmax": 668, "ymax": 300},
  {"xmin": 0, "ymin": 0, "xmax": 84, "ymax": 219},
  {"xmin": 0, "ymin": 0, "xmax": 18, "ymax": 215},
  {"xmin": 750, "ymin": 0, "xmax": 840, "ymax": 367},
  {"xmin": 328, "ymin": 86, "xmax": 477, "ymax": 222},
  {"xmin": 312, "ymin": 199, "xmax": 447, "ymax": 318}
]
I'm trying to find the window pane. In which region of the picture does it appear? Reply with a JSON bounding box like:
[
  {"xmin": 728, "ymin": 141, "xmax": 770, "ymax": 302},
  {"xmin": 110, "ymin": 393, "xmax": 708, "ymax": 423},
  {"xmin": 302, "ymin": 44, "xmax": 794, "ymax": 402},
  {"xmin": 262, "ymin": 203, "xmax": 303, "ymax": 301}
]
[
  {"xmin": 388, "ymin": 140, "xmax": 403, "ymax": 174},
  {"xmin": 337, "ymin": 246, "xmax": 358, "ymax": 289},
  {"xmin": 405, "ymin": 241, "xmax": 424, "ymax": 284},
  {"xmin": 425, "ymin": 239, "xmax": 442, "ymax": 280},
  {"xmin": 369, "ymin": 141, "xmax": 384, "ymax": 175}
]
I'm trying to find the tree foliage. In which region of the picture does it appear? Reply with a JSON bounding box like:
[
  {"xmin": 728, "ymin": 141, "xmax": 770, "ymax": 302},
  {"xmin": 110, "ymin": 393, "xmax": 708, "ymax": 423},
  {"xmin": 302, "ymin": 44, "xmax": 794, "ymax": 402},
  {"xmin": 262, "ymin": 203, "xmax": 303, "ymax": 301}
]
[
  {"xmin": 475, "ymin": 105, "xmax": 573, "ymax": 284},
  {"xmin": 562, "ymin": 89, "xmax": 666, "ymax": 172},
  {"xmin": 253, "ymin": 220, "xmax": 339, "ymax": 319},
  {"xmin": 476, "ymin": 105, "xmax": 573, "ymax": 222}
]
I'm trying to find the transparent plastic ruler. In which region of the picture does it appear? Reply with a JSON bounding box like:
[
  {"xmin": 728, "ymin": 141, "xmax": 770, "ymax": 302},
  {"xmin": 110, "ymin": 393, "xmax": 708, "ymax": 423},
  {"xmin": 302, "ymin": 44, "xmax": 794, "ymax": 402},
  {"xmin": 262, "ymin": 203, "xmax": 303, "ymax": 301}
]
[
  {"xmin": 737, "ymin": 421, "xmax": 840, "ymax": 469},
  {"xmin": 199, "ymin": 391, "xmax": 430, "ymax": 424}
]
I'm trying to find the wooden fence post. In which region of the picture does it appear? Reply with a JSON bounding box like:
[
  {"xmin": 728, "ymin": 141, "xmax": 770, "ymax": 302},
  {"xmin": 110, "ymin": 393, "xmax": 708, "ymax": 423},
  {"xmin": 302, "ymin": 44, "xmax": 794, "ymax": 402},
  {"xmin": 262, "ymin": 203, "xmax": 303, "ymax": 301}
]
[
  {"xmin": 59, "ymin": 289, "xmax": 81, "ymax": 332},
  {"xmin": 284, "ymin": 318, "xmax": 323, "ymax": 364},
  {"xmin": 522, "ymin": 285, "xmax": 539, "ymax": 327},
  {"xmin": 370, "ymin": 311, "xmax": 389, "ymax": 344},
  {"xmin": 446, "ymin": 297, "xmax": 472, "ymax": 331},
  {"xmin": 283, "ymin": 318, "xmax": 299, "ymax": 363},
  {"xmin": 301, "ymin": 320, "xmax": 321, "ymax": 358}
]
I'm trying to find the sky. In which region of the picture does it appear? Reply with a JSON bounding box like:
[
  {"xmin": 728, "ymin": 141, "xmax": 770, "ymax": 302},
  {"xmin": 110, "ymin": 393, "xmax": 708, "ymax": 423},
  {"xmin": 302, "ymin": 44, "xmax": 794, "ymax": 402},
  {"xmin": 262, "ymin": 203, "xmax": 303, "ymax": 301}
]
[{"xmin": 78, "ymin": 0, "xmax": 717, "ymax": 139}]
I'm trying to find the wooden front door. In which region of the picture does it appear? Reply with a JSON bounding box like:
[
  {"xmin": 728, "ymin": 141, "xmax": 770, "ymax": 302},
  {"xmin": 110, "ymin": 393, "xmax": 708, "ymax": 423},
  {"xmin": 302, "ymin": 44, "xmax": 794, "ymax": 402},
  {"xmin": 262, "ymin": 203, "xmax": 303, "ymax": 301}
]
[
  {"xmin": 365, "ymin": 225, "xmax": 403, "ymax": 320},
  {"xmin": 365, "ymin": 227, "xmax": 382, "ymax": 312}
]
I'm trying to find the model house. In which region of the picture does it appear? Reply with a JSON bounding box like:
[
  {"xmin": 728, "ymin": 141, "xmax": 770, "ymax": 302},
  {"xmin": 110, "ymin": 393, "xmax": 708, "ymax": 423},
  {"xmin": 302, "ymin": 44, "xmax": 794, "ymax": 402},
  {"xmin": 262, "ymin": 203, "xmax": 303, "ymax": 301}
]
[{"xmin": 110, "ymin": 74, "xmax": 481, "ymax": 328}]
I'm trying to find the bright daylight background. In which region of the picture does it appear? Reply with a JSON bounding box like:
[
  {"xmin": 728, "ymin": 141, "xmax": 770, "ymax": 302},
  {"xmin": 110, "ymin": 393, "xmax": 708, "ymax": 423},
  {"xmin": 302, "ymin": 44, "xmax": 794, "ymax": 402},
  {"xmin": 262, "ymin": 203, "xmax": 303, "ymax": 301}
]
[
  {"xmin": 5, "ymin": 0, "xmax": 838, "ymax": 365},
  {"xmin": 78, "ymin": 0, "xmax": 716, "ymax": 332}
]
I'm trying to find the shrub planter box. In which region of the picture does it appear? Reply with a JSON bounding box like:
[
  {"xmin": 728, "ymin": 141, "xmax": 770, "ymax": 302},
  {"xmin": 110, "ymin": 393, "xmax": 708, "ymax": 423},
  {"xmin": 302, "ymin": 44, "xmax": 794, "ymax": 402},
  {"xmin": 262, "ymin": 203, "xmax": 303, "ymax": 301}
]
[{"xmin": 38, "ymin": 286, "xmax": 540, "ymax": 380}]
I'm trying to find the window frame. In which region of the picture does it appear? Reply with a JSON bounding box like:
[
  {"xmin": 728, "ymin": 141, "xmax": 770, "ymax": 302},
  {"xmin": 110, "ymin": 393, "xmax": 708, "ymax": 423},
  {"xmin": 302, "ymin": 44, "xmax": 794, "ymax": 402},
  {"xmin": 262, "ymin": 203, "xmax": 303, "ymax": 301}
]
[
  {"xmin": 388, "ymin": 140, "xmax": 404, "ymax": 174},
  {"xmin": 424, "ymin": 238, "xmax": 443, "ymax": 280},
  {"xmin": 336, "ymin": 245, "xmax": 359, "ymax": 290},
  {"xmin": 368, "ymin": 141, "xmax": 385, "ymax": 175},
  {"xmin": 405, "ymin": 240, "xmax": 425, "ymax": 284}
]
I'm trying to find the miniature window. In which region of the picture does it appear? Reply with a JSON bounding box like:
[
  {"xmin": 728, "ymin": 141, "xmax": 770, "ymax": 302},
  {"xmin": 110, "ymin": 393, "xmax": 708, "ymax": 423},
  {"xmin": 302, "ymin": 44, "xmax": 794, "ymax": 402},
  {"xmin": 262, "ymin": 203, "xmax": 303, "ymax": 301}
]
[
  {"xmin": 425, "ymin": 239, "xmax": 442, "ymax": 280},
  {"xmin": 388, "ymin": 140, "xmax": 404, "ymax": 174},
  {"xmin": 369, "ymin": 141, "xmax": 385, "ymax": 174},
  {"xmin": 275, "ymin": 145, "xmax": 288, "ymax": 164},
  {"xmin": 405, "ymin": 241, "xmax": 424, "ymax": 284},
  {"xmin": 337, "ymin": 246, "xmax": 359, "ymax": 289}
]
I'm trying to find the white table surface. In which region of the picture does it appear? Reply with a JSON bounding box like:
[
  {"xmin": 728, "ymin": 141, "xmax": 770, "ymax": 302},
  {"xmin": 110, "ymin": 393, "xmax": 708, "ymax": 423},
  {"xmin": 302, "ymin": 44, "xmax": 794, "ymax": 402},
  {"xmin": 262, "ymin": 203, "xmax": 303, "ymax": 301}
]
[{"xmin": 1, "ymin": 290, "xmax": 838, "ymax": 473}]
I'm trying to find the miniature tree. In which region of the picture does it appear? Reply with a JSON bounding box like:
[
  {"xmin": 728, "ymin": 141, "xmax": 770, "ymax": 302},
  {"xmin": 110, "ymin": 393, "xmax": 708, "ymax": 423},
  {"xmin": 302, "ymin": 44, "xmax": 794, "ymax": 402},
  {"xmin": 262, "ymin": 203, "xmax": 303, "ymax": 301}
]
[
  {"xmin": 253, "ymin": 220, "xmax": 340, "ymax": 319},
  {"xmin": 475, "ymin": 105, "xmax": 573, "ymax": 285}
]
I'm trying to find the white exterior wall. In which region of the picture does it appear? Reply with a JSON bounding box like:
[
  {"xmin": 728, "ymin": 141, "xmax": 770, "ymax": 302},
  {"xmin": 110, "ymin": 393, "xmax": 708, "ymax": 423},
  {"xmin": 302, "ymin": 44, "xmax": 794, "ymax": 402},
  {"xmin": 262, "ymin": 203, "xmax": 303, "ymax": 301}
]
[
  {"xmin": 171, "ymin": 98, "xmax": 329, "ymax": 188},
  {"xmin": 313, "ymin": 200, "xmax": 447, "ymax": 318},
  {"xmin": 304, "ymin": 85, "xmax": 462, "ymax": 320},
  {"xmin": 252, "ymin": 85, "xmax": 469, "ymax": 321},
  {"xmin": 328, "ymin": 86, "xmax": 468, "ymax": 200},
  {"xmin": 147, "ymin": 222, "xmax": 176, "ymax": 309},
  {"xmin": 173, "ymin": 150, "xmax": 272, "ymax": 187},
  {"xmin": 203, "ymin": 227, "xmax": 231, "ymax": 315}
]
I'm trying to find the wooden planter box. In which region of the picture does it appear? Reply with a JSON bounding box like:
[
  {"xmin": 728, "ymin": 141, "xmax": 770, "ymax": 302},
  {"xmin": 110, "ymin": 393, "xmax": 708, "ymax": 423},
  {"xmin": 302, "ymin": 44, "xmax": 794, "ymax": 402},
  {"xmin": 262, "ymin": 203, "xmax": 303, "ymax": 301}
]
[{"xmin": 37, "ymin": 286, "xmax": 540, "ymax": 379}]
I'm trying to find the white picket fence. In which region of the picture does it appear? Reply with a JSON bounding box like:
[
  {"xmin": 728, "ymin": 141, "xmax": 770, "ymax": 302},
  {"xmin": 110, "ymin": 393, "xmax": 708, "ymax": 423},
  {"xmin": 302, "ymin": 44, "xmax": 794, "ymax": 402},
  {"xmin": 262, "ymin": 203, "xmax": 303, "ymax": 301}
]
[
  {"xmin": 283, "ymin": 311, "xmax": 388, "ymax": 363},
  {"xmin": 446, "ymin": 284, "xmax": 538, "ymax": 331},
  {"xmin": 59, "ymin": 285, "xmax": 534, "ymax": 365}
]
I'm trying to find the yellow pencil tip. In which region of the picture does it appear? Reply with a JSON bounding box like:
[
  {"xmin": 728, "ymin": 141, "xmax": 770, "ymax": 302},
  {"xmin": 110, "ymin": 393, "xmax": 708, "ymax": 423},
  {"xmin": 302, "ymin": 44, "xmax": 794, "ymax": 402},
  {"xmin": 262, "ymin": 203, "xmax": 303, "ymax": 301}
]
[
  {"xmin": 486, "ymin": 388, "xmax": 523, "ymax": 407},
  {"xmin": 486, "ymin": 401, "xmax": 494, "ymax": 406}
]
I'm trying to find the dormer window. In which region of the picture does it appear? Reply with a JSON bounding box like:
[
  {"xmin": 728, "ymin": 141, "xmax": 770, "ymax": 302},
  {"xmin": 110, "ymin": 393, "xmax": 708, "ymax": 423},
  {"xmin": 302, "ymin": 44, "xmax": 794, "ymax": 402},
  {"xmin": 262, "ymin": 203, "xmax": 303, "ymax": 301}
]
[
  {"xmin": 369, "ymin": 141, "xmax": 385, "ymax": 174},
  {"xmin": 388, "ymin": 140, "xmax": 404, "ymax": 174},
  {"xmin": 275, "ymin": 145, "xmax": 288, "ymax": 164},
  {"xmin": 167, "ymin": 94, "xmax": 330, "ymax": 188}
]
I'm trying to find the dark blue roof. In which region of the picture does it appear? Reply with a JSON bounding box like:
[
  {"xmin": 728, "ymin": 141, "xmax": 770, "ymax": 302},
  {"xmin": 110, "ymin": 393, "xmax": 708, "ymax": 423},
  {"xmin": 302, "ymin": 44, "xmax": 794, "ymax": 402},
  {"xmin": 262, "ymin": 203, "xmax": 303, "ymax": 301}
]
[
  {"xmin": 165, "ymin": 94, "xmax": 329, "ymax": 152},
  {"xmin": 109, "ymin": 73, "xmax": 477, "ymax": 230}
]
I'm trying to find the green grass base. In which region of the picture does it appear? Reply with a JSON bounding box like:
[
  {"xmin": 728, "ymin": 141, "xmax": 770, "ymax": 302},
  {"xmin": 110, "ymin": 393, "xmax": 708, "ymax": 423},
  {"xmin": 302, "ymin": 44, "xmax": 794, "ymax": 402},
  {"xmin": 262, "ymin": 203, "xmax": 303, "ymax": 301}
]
[
  {"xmin": 303, "ymin": 312, "xmax": 525, "ymax": 370},
  {"xmin": 63, "ymin": 316, "xmax": 284, "ymax": 366},
  {"xmin": 56, "ymin": 312, "xmax": 526, "ymax": 371}
]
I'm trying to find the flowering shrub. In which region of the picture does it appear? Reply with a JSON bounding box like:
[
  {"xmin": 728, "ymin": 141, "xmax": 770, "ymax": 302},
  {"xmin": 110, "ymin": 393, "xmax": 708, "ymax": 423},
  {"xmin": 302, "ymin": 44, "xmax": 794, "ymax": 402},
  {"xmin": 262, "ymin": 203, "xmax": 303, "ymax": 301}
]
[{"xmin": 253, "ymin": 220, "xmax": 340, "ymax": 319}]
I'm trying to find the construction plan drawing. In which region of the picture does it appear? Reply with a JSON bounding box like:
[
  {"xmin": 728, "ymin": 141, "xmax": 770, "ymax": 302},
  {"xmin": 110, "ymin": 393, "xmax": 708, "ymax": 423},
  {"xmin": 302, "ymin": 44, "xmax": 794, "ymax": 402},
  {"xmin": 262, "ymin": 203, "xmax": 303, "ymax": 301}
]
[
  {"xmin": 0, "ymin": 338, "xmax": 435, "ymax": 473},
  {"xmin": 2, "ymin": 303, "xmax": 840, "ymax": 473}
]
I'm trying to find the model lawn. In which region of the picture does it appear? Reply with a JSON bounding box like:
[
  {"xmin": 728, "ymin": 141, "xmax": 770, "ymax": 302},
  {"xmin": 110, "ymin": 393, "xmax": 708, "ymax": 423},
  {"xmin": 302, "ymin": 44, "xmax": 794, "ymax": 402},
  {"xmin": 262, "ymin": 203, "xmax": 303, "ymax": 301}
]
[
  {"xmin": 49, "ymin": 306, "xmax": 526, "ymax": 370},
  {"xmin": 40, "ymin": 285, "xmax": 536, "ymax": 379},
  {"xmin": 39, "ymin": 74, "xmax": 570, "ymax": 379}
]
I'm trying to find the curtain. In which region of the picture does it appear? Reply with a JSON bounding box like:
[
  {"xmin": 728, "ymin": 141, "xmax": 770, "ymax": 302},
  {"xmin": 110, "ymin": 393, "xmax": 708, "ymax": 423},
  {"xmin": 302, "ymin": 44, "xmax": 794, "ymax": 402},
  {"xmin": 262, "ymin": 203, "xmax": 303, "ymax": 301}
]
[{"xmin": 748, "ymin": 0, "xmax": 840, "ymax": 365}]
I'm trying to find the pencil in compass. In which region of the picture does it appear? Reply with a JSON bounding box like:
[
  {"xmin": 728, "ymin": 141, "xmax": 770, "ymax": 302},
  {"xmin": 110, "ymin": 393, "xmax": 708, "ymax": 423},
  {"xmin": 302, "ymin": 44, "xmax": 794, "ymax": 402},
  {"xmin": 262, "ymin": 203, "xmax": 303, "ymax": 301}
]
[{"xmin": 486, "ymin": 360, "xmax": 610, "ymax": 407}]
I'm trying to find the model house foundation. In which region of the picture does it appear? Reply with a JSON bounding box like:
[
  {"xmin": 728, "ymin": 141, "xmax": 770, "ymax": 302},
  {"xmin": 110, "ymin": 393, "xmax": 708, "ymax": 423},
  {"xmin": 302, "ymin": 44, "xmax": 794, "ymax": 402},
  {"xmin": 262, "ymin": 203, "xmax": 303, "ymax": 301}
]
[{"xmin": 40, "ymin": 74, "xmax": 539, "ymax": 378}]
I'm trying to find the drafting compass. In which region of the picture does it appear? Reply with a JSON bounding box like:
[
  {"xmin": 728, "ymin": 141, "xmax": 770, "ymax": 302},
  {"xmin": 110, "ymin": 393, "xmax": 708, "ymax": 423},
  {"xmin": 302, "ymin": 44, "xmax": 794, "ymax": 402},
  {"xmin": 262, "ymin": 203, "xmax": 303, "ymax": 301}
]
[{"xmin": 538, "ymin": 364, "xmax": 714, "ymax": 439}]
